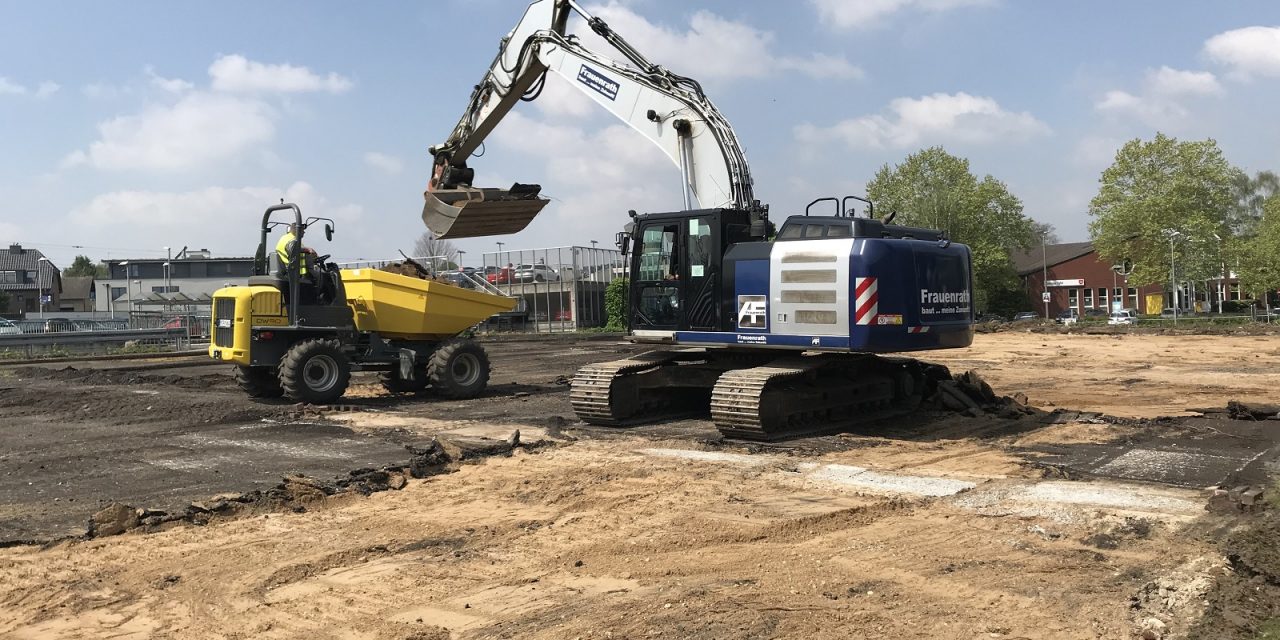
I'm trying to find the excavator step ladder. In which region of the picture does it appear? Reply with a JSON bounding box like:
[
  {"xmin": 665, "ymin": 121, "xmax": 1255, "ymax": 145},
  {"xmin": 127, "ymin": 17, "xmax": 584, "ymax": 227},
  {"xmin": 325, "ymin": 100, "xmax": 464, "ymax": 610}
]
[{"xmin": 422, "ymin": 184, "xmax": 550, "ymax": 239}]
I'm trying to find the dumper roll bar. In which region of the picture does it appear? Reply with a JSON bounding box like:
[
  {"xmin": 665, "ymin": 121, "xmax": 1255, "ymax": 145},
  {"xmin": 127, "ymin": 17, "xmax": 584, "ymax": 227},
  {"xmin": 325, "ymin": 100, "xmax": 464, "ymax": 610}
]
[{"xmin": 253, "ymin": 202, "xmax": 304, "ymax": 325}]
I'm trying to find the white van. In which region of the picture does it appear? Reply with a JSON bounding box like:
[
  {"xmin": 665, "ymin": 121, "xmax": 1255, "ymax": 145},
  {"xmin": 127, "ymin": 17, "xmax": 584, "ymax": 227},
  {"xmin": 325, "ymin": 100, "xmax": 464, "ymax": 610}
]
[{"xmin": 1108, "ymin": 309, "xmax": 1138, "ymax": 325}]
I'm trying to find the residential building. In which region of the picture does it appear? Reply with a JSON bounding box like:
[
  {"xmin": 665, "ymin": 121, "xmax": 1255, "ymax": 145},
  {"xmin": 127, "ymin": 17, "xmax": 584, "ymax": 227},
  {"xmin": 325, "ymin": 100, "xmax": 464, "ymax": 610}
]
[
  {"xmin": 96, "ymin": 249, "xmax": 254, "ymax": 312},
  {"xmin": 59, "ymin": 276, "xmax": 96, "ymax": 312},
  {"xmin": 0, "ymin": 244, "xmax": 61, "ymax": 316}
]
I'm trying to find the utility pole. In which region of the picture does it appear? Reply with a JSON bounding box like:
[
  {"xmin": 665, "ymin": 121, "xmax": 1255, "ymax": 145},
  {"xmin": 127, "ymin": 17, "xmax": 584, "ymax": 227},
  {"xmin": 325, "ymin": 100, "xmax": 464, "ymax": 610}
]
[{"xmin": 36, "ymin": 257, "xmax": 48, "ymax": 318}]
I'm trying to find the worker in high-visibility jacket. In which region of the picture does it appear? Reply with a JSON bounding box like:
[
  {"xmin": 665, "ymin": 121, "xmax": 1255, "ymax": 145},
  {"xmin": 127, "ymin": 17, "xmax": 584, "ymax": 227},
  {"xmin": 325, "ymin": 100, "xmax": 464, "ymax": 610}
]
[{"xmin": 275, "ymin": 224, "xmax": 312, "ymax": 277}]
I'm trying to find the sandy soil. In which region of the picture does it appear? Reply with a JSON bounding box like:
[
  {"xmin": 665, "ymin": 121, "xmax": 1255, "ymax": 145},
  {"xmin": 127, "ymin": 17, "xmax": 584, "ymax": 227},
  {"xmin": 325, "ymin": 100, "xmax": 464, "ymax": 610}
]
[
  {"xmin": 1, "ymin": 331, "xmax": 1277, "ymax": 639},
  {"xmin": 922, "ymin": 332, "xmax": 1280, "ymax": 418}
]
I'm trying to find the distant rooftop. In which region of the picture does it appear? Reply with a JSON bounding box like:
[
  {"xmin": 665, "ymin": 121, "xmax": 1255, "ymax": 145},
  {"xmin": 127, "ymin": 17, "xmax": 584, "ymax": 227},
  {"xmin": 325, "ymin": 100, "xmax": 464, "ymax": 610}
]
[{"xmin": 1011, "ymin": 242, "xmax": 1094, "ymax": 276}]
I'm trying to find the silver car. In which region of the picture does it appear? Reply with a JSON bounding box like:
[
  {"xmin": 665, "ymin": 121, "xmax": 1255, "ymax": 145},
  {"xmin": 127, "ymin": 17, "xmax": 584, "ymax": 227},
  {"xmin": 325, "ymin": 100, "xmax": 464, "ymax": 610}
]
[
  {"xmin": 514, "ymin": 264, "xmax": 561, "ymax": 283},
  {"xmin": 1108, "ymin": 309, "xmax": 1138, "ymax": 325},
  {"xmin": 0, "ymin": 318, "xmax": 18, "ymax": 335}
]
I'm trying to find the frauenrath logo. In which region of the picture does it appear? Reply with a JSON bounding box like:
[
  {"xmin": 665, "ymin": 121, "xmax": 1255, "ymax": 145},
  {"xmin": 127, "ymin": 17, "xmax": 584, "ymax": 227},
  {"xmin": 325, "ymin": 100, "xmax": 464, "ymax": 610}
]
[
  {"xmin": 577, "ymin": 65, "xmax": 619, "ymax": 101},
  {"xmin": 737, "ymin": 295, "xmax": 767, "ymax": 329}
]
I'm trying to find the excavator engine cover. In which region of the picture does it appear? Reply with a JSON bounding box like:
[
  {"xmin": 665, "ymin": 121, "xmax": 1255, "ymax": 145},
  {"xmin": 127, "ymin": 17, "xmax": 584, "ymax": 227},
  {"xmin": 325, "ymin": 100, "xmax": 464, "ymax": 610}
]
[{"xmin": 422, "ymin": 183, "xmax": 549, "ymax": 239}]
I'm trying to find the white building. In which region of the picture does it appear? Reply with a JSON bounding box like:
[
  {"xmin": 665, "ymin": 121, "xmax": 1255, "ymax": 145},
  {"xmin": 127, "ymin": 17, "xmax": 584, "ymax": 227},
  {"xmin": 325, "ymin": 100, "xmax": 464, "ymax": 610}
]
[{"xmin": 97, "ymin": 249, "xmax": 254, "ymax": 313}]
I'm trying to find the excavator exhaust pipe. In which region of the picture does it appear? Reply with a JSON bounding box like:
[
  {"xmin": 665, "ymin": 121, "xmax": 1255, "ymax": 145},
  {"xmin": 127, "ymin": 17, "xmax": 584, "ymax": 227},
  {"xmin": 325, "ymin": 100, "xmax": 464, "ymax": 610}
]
[{"xmin": 422, "ymin": 183, "xmax": 549, "ymax": 239}]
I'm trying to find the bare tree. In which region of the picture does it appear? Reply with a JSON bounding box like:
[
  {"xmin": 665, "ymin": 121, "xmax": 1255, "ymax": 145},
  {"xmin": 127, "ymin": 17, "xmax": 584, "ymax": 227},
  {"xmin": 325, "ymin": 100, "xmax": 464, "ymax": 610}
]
[
  {"xmin": 1031, "ymin": 221, "xmax": 1059, "ymax": 245},
  {"xmin": 413, "ymin": 231, "xmax": 459, "ymax": 269}
]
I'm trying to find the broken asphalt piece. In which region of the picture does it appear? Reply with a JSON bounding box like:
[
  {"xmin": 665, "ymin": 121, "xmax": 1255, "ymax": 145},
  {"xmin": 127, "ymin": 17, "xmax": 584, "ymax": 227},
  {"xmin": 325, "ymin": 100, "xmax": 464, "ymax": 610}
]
[
  {"xmin": 1207, "ymin": 484, "xmax": 1267, "ymax": 513},
  {"xmin": 87, "ymin": 502, "xmax": 139, "ymax": 537}
]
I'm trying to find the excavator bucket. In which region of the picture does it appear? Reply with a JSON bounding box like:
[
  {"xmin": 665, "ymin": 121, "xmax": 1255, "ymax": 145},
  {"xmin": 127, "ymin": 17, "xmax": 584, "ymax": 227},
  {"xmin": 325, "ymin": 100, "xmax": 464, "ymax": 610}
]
[{"xmin": 421, "ymin": 183, "xmax": 549, "ymax": 239}]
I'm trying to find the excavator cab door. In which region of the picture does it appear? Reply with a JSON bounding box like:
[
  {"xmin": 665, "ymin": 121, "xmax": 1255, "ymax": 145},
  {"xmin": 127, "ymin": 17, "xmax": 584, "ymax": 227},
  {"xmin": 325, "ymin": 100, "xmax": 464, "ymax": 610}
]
[{"xmin": 629, "ymin": 211, "xmax": 725, "ymax": 332}]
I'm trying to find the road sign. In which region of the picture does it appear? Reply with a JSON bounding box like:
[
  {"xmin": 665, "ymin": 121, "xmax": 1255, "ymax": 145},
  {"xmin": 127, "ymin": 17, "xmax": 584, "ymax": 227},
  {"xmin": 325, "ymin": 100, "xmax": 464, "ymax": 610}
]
[
  {"xmin": 40, "ymin": 295, "xmax": 51, "ymax": 303},
  {"xmin": 1041, "ymin": 292, "xmax": 1051, "ymax": 302}
]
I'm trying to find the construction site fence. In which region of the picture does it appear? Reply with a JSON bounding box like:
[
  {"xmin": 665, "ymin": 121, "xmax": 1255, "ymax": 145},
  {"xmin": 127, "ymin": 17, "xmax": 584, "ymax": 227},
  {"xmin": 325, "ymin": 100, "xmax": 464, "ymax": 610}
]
[
  {"xmin": 5, "ymin": 311, "xmax": 212, "ymax": 339},
  {"xmin": 0, "ymin": 327, "xmax": 192, "ymax": 360},
  {"xmin": 479, "ymin": 246, "xmax": 625, "ymax": 333}
]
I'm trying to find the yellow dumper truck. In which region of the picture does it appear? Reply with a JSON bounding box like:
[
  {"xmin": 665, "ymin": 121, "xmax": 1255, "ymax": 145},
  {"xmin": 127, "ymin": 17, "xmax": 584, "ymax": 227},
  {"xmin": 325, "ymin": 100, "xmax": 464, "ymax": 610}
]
[{"xmin": 209, "ymin": 203, "xmax": 514, "ymax": 403}]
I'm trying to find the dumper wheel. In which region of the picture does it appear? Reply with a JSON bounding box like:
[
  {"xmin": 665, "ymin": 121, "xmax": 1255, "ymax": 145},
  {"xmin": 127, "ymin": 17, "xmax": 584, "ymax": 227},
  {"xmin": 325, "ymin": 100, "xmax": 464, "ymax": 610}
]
[
  {"xmin": 279, "ymin": 339, "xmax": 350, "ymax": 404},
  {"xmin": 428, "ymin": 338, "xmax": 490, "ymax": 399},
  {"xmin": 381, "ymin": 367, "xmax": 429, "ymax": 394},
  {"xmin": 235, "ymin": 365, "xmax": 283, "ymax": 398}
]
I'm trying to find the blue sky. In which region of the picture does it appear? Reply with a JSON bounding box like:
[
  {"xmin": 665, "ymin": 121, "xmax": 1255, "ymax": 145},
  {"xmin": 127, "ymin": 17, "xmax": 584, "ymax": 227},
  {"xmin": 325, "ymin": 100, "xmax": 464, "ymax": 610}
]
[{"xmin": 2, "ymin": 0, "xmax": 1279, "ymax": 268}]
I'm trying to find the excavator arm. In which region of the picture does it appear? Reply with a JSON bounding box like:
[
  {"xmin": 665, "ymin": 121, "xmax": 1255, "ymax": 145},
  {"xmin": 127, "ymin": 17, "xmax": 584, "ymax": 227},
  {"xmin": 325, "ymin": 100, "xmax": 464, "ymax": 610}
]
[{"xmin": 424, "ymin": 0, "xmax": 766, "ymax": 239}]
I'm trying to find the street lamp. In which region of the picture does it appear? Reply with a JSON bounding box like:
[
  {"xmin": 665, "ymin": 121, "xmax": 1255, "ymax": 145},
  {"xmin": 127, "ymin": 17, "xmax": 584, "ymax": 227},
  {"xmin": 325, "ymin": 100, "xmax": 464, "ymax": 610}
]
[
  {"xmin": 163, "ymin": 246, "xmax": 171, "ymax": 296},
  {"xmin": 1164, "ymin": 230, "xmax": 1184, "ymax": 324},
  {"xmin": 1211, "ymin": 233, "xmax": 1224, "ymax": 315},
  {"xmin": 120, "ymin": 261, "xmax": 132, "ymax": 313},
  {"xmin": 456, "ymin": 250, "xmax": 466, "ymax": 269},
  {"xmin": 590, "ymin": 240, "xmax": 599, "ymax": 249},
  {"xmin": 36, "ymin": 257, "xmax": 48, "ymax": 318}
]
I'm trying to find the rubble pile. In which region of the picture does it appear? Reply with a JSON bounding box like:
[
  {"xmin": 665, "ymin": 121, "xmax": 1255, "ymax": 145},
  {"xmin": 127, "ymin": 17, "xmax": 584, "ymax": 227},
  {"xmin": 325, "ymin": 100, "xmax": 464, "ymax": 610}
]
[{"xmin": 923, "ymin": 365, "xmax": 1044, "ymax": 420}]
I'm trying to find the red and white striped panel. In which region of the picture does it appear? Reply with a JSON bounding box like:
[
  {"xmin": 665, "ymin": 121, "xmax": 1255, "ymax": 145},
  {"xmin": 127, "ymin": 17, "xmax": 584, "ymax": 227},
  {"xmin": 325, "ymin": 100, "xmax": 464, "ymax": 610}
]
[
  {"xmin": 854, "ymin": 277, "xmax": 878, "ymax": 325},
  {"xmin": 907, "ymin": 326, "xmax": 931, "ymax": 334}
]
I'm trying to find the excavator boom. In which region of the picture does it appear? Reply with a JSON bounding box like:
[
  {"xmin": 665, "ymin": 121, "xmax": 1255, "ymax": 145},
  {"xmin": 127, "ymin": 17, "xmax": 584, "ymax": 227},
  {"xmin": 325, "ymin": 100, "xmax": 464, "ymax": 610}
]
[{"xmin": 423, "ymin": 0, "xmax": 763, "ymax": 239}]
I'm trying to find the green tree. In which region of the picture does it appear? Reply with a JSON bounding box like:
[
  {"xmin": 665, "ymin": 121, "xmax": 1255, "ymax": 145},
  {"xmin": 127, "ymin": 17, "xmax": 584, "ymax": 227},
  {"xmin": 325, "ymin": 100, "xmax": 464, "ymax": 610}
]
[
  {"xmin": 866, "ymin": 147, "xmax": 1038, "ymax": 314},
  {"xmin": 1088, "ymin": 133, "xmax": 1239, "ymax": 288},
  {"xmin": 604, "ymin": 277, "xmax": 629, "ymax": 331},
  {"xmin": 1234, "ymin": 194, "xmax": 1280, "ymax": 302},
  {"xmin": 0, "ymin": 290, "xmax": 9, "ymax": 311},
  {"xmin": 62, "ymin": 255, "xmax": 106, "ymax": 278}
]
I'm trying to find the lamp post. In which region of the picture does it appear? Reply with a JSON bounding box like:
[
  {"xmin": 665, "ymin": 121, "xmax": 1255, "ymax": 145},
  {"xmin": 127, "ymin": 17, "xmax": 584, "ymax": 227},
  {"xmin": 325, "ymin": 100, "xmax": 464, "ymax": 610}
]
[
  {"xmin": 163, "ymin": 246, "xmax": 171, "ymax": 295},
  {"xmin": 120, "ymin": 261, "xmax": 131, "ymax": 313},
  {"xmin": 102, "ymin": 282, "xmax": 113, "ymax": 316},
  {"xmin": 590, "ymin": 240, "xmax": 599, "ymax": 249},
  {"xmin": 456, "ymin": 250, "xmax": 466, "ymax": 269},
  {"xmin": 36, "ymin": 257, "xmax": 48, "ymax": 318},
  {"xmin": 1041, "ymin": 239, "xmax": 1049, "ymax": 319},
  {"xmin": 1211, "ymin": 233, "xmax": 1224, "ymax": 315},
  {"xmin": 1165, "ymin": 230, "xmax": 1183, "ymax": 324}
]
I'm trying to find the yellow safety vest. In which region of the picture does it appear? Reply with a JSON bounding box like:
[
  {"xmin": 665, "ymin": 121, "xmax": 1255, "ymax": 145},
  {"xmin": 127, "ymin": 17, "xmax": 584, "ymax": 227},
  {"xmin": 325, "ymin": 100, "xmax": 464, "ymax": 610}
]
[{"xmin": 275, "ymin": 232, "xmax": 307, "ymax": 275}]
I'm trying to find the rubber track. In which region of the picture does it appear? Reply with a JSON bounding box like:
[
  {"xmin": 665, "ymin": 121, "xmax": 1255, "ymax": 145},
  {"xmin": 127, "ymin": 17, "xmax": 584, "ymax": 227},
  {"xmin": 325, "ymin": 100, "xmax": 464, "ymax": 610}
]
[{"xmin": 570, "ymin": 350, "xmax": 687, "ymax": 425}]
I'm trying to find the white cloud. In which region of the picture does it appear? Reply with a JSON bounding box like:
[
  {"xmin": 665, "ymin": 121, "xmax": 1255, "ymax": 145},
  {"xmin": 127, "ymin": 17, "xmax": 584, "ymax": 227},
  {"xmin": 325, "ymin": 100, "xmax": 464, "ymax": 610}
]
[
  {"xmin": 0, "ymin": 77, "xmax": 24, "ymax": 95},
  {"xmin": 794, "ymin": 92, "xmax": 1050, "ymax": 149},
  {"xmin": 581, "ymin": 4, "xmax": 862, "ymax": 83},
  {"xmin": 68, "ymin": 182, "xmax": 363, "ymax": 256},
  {"xmin": 145, "ymin": 66, "xmax": 193, "ymax": 93},
  {"xmin": 363, "ymin": 151, "xmax": 404, "ymax": 175},
  {"xmin": 0, "ymin": 77, "xmax": 60, "ymax": 98},
  {"xmin": 82, "ymin": 82, "xmax": 131, "ymax": 99},
  {"xmin": 1204, "ymin": 26, "xmax": 1280, "ymax": 80},
  {"xmin": 63, "ymin": 92, "xmax": 276, "ymax": 171},
  {"xmin": 809, "ymin": 0, "xmax": 994, "ymax": 30},
  {"xmin": 1095, "ymin": 66, "xmax": 1221, "ymax": 125},
  {"xmin": 208, "ymin": 54, "xmax": 353, "ymax": 93},
  {"xmin": 1147, "ymin": 66, "xmax": 1221, "ymax": 96}
]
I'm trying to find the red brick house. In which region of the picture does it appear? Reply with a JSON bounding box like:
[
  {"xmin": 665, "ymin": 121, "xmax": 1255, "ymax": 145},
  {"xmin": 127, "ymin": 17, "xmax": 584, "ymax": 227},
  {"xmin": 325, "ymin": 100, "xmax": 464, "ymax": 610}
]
[{"xmin": 1013, "ymin": 243, "xmax": 1166, "ymax": 317}]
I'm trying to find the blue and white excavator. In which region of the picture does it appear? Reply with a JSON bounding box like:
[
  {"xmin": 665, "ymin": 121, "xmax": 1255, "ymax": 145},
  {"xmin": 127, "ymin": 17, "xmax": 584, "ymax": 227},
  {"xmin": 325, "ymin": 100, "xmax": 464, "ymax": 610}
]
[{"xmin": 423, "ymin": 0, "xmax": 976, "ymax": 440}]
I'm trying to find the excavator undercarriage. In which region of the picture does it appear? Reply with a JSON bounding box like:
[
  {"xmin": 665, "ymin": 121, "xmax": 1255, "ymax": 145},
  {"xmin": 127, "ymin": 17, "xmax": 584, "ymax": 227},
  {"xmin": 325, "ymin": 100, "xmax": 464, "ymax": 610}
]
[{"xmin": 570, "ymin": 350, "xmax": 929, "ymax": 441}]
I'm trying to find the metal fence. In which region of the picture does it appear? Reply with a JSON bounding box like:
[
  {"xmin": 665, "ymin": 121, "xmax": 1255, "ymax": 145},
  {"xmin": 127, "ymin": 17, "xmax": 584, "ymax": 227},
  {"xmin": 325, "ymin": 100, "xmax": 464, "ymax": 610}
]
[
  {"xmin": 0, "ymin": 328, "xmax": 191, "ymax": 359},
  {"xmin": 480, "ymin": 245, "xmax": 625, "ymax": 332},
  {"xmin": 2, "ymin": 312, "xmax": 210, "ymax": 339}
]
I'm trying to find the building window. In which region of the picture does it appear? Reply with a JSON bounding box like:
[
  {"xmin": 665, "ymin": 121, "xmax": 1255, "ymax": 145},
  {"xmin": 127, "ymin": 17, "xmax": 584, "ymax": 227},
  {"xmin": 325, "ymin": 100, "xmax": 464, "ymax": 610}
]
[
  {"xmin": 1128, "ymin": 287, "xmax": 1138, "ymax": 310},
  {"xmin": 111, "ymin": 287, "xmax": 126, "ymax": 300},
  {"xmin": 151, "ymin": 286, "xmax": 179, "ymax": 293},
  {"xmin": 0, "ymin": 270, "xmax": 18, "ymax": 284},
  {"xmin": 1098, "ymin": 287, "xmax": 1108, "ymax": 309},
  {"xmin": 1068, "ymin": 288, "xmax": 1079, "ymax": 310},
  {"xmin": 1083, "ymin": 288, "xmax": 1093, "ymax": 308},
  {"xmin": 1230, "ymin": 283, "xmax": 1240, "ymax": 301}
]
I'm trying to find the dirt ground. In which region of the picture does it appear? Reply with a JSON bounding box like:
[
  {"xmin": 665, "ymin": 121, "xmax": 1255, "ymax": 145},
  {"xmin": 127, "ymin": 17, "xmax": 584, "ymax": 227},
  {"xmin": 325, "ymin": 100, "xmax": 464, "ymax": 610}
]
[{"xmin": 1, "ymin": 332, "xmax": 1278, "ymax": 639}]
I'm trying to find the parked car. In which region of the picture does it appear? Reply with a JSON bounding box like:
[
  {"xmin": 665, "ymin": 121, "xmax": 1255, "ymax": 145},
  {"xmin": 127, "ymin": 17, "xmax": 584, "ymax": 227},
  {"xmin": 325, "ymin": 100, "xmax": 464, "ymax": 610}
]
[
  {"xmin": 1108, "ymin": 309, "xmax": 1138, "ymax": 325},
  {"xmin": 1083, "ymin": 308, "xmax": 1107, "ymax": 319},
  {"xmin": 975, "ymin": 313, "xmax": 1007, "ymax": 323},
  {"xmin": 487, "ymin": 265, "xmax": 515, "ymax": 284},
  {"xmin": 0, "ymin": 318, "xmax": 19, "ymax": 335},
  {"xmin": 1055, "ymin": 309, "xmax": 1079, "ymax": 325},
  {"xmin": 442, "ymin": 271, "xmax": 476, "ymax": 289},
  {"xmin": 43, "ymin": 318, "xmax": 77, "ymax": 333},
  {"xmin": 514, "ymin": 264, "xmax": 561, "ymax": 283},
  {"xmin": 1011, "ymin": 311, "xmax": 1039, "ymax": 322},
  {"xmin": 1160, "ymin": 308, "xmax": 1176, "ymax": 318}
]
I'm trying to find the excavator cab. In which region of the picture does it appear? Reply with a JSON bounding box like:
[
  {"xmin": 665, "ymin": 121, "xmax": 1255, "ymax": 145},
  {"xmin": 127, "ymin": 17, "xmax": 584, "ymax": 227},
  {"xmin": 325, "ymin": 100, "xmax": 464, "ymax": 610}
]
[{"xmin": 625, "ymin": 209, "xmax": 757, "ymax": 333}]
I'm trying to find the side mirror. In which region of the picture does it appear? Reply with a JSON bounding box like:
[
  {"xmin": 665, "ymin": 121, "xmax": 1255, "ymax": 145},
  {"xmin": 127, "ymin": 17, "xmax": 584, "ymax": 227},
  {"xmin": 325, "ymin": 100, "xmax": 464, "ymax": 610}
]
[
  {"xmin": 615, "ymin": 231, "xmax": 630, "ymax": 256},
  {"xmin": 325, "ymin": 224, "xmax": 334, "ymax": 242}
]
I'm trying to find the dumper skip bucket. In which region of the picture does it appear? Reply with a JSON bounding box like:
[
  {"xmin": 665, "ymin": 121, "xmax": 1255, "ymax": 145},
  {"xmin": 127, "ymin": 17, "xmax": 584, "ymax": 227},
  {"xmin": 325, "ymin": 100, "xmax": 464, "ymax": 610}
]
[
  {"xmin": 342, "ymin": 268, "xmax": 516, "ymax": 340},
  {"xmin": 422, "ymin": 184, "xmax": 549, "ymax": 239}
]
